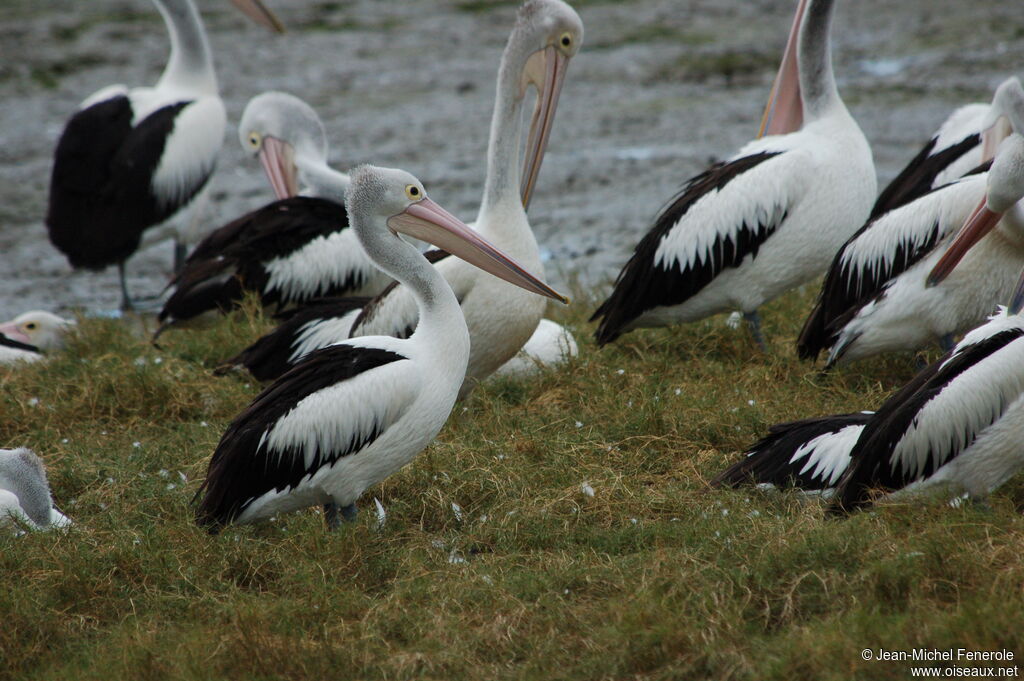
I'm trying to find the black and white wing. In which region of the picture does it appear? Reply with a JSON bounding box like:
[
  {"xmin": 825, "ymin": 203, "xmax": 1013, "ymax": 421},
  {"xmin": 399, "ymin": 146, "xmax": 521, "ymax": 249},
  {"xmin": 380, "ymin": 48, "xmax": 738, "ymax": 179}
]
[
  {"xmin": 831, "ymin": 312, "xmax": 1024, "ymax": 512},
  {"xmin": 797, "ymin": 173, "xmax": 988, "ymax": 360},
  {"xmin": 195, "ymin": 343, "xmax": 414, "ymax": 528},
  {"xmin": 591, "ymin": 149, "xmax": 808, "ymax": 345},
  {"xmin": 712, "ymin": 412, "xmax": 871, "ymax": 492}
]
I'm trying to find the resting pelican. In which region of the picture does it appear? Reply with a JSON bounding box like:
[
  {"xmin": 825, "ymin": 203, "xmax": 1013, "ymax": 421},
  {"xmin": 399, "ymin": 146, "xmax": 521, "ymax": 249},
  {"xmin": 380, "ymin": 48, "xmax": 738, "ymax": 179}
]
[
  {"xmin": 46, "ymin": 0, "xmax": 282, "ymax": 310},
  {"xmin": 0, "ymin": 311, "xmax": 76, "ymax": 365},
  {"xmin": 194, "ymin": 165, "xmax": 566, "ymax": 529},
  {"xmin": 210, "ymin": 0, "xmax": 583, "ymax": 393},
  {"xmin": 158, "ymin": 92, "xmax": 390, "ymax": 329},
  {"xmin": 590, "ymin": 0, "xmax": 874, "ymax": 348},
  {"xmin": 0, "ymin": 448, "xmax": 72, "ymax": 532}
]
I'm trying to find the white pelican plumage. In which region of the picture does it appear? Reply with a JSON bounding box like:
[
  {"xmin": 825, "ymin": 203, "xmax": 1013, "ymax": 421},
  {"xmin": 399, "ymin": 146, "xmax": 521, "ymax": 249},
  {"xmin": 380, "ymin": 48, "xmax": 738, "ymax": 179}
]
[
  {"xmin": 194, "ymin": 165, "xmax": 567, "ymax": 530},
  {"xmin": 814, "ymin": 129, "xmax": 1024, "ymax": 368},
  {"xmin": 210, "ymin": 0, "xmax": 583, "ymax": 393},
  {"xmin": 0, "ymin": 448, "xmax": 72, "ymax": 532},
  {"xmin": 591, "ymin": 0, "xmax": 874, "ymax": 347},
  {"xmin": 45, "ymin": 0, "xmax": 282, "ymax": 310},
  {"xmin": 158, "ymin": 92, "xmax": 390, "ymax": 329},
  {"xmin": 0, "ymin": 311, "xmax": 76, "ymax": 366}
]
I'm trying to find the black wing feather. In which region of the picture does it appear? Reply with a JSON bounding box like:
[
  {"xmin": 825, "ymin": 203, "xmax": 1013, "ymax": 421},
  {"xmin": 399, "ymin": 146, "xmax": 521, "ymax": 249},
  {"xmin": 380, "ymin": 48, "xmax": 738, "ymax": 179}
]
[
  {"xmin": 591, "ymin": 152, "xmax": 783, "ymax": 346},
  {"xmin": 869, "ymin": 133, "xmax": 981, "ymax": 219},
  {"xmin": 216, "ymin": 297, "xmax": 372, "ymax": 381},
  {"xmin": 47, "ymin": 96, "xmax": 201, "ymax": 269},
  {"xmin": 712, "ymin": 412, "xmax": 871, "ymax": 490},
  {"xmin": 195, "ymin": 344, "xmax": 407, "ymax": 527},
  {"xmin": 831, "ymin": 327, "xmax": 1024, "ymax": 512}
]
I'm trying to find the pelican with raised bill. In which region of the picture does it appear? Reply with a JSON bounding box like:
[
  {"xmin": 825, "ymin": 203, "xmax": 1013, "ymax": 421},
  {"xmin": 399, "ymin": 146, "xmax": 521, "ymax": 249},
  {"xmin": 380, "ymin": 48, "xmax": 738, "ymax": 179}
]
[
  {"xmin": 797, "ymin": 78, "xmax": 1024, "ymax": 363},
  {"xmin": 590, "ymin": 0, "xmax": 874, "ymax": 348},
  {"xmin": 811, "ymin": 123, "xmax": 1024, "ymax": 368},
  {"xmin": 46, "ymin": 0, "xmax": 283, "ymax": 311},
  {"xmin": 0, "ymin": 311, "xmax": 76, "ymax": 366},
  {"xmin": 869, "ymin": 77, "xmax": 1020, "ymax": 219},
  {"xmin": 212, "ymin": 0, "xmax": 583, "ymax": 393},
  {"xmin": 194, "ymin": 166, "xmax": 568, "ymax": 530},
  {"xmin": 158, "ymin": 92, "xmax": 390, "ymax": 331}
]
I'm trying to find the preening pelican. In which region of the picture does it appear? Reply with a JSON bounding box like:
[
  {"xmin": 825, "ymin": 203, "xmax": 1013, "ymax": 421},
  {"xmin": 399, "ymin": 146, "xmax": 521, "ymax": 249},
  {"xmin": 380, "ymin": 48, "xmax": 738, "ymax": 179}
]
[
  {"xmin": 158, "ymin": 92, "xmax": 390, "ymax": 329},
  {"xmin": 211, "ymin": 0, "xmax": 583, "ymax": 393},
  {"xmin": 194, "ymin": 165, "xmax": 566, "ymax": 530},
  {"xmin": 591, "ymin": 0, "xmax": 874, "ymax": 348},
  {"xmin": 45, "ymin": 0, "xmax": 282, "ymax": 310},
  {"xmin": 797, "ymin": 78, "xmax": 1024, "ymax": 363},
  {"xmin": 816, "ymin": 129, "xmax": 1024, "ymax": 367}
]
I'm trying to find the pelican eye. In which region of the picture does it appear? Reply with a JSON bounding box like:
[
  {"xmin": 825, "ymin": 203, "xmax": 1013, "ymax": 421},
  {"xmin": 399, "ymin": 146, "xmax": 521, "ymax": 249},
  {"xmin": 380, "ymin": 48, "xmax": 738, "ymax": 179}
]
[
  {"xmin": 247, "ymin": 131, "xmax": 262, "ymax": 149},
  {"xmin": 25, "ymin": 322, "xmax": 37, "ymax": 331},
  {"xmin": 405, "ymin": 184, "xmax": 422, "ymax": 200},
  {"xmin": 559, "ymin": 32, "xmax": 572, "ymax": 48}
]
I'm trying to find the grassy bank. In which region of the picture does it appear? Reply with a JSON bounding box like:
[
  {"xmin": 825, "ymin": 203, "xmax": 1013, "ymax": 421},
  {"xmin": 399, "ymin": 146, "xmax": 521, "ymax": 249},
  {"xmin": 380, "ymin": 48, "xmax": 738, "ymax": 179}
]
[{"xmin": 2, "ymin": 287, "xmax": 1022, "ymax": 680}]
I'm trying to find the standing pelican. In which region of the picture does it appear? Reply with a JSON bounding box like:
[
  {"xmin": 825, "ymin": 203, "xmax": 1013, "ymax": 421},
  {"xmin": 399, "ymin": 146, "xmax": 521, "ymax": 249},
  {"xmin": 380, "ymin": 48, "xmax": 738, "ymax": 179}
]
[
  {"xmin": 158, "ymin": 92, "xmax": 390, "ymax": 329},
  {"xmin": 797, "ymin": 79, "xmax": 1024, "ymax": 362},
  {"xmin": 194, "ymin": 166, "xmax": 567, "ymax": 529},
  {"xmin": 870, "ymin": 77, "xmax": 1019, "ymax": 219},
  {"xmin": 212, "ymin": 0, "xmax": 582, "ymax": 393},
  {"xmin": 46, "ymin": 0, "xmax": 282, "ymax": 310},
  {"xmin": 817, "ymin": 129, "xmax": 1024, "ymax": 367},
  {"xmin": 591, "ymin": 0, "xmax": 874, "ymax": 347}
]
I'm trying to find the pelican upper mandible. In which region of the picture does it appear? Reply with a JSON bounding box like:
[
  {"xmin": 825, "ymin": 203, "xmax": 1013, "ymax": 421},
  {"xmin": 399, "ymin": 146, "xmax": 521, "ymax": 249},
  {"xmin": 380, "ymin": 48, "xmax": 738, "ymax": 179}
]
[
  {"xmin": 194, "ymin": 165, "xmax": 566, "ymax": 530},
  {"xmin": 590, "ymin": 0, "xmax": 874, "ymax": 348}
]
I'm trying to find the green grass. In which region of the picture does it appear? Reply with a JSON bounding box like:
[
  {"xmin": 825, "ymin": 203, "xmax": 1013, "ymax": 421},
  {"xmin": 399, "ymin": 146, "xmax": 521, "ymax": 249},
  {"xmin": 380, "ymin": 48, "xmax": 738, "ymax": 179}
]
[{"xmin": 2, "ymin": 286, "xmax": 1022, "ymax": 680}]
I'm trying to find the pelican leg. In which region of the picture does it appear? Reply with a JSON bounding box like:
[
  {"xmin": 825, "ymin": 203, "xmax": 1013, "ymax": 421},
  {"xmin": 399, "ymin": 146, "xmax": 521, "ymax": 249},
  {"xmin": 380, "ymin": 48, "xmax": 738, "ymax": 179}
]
[
  {"xmin": 743, "ymin": 310, "xmax": 767, "ymax": 351},
  {"xmin": 324, "ymin": 502, "xmax": 358, "ymax": 530},
  {"xmin": 118, "ymin": 262, "xmax": 134, "ymax": 311},
  {"xmin": 174, "ymin": 239, "xmax": 188, "ymax": 273}
]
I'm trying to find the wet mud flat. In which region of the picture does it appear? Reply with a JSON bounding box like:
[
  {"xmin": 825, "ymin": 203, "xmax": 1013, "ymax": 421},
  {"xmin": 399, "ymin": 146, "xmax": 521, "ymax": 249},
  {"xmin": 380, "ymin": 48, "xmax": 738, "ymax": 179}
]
[{"xmin": 0, "ymin": 0, "xmax": 1020, "ymax": 319}]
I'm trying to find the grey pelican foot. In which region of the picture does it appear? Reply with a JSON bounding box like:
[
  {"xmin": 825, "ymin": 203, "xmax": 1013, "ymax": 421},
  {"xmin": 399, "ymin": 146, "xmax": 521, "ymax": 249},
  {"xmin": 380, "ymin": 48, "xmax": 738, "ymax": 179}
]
[
  {"xmin": 743, "ymin": 310, "xmax": 767, "ymax": 351},
  {"xmin": 324, "ymin": 502, "xmax": 358, "ymax": 530}
]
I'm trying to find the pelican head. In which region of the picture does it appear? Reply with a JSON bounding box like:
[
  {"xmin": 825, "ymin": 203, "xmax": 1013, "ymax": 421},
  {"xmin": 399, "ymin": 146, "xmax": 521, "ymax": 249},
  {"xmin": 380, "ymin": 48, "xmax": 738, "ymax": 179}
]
[
  {"xmin": 347, "ymin": 165, "xmax": 568, "ymax": 303},
  {"xmin": 239, "ymin": 91, "xmax": 328, "ymax": 200},
  {"xmin": 928, "ymin": 134, "xmax": 1024, "ymax": 287},
  {"xmin": 980, "ymin": 76, "xmax": 1024, "ymax": 162},
  {"xmin": 509, "ymin": 0, "xmax": 584, "ymax": 209},
  {"xmin": 0, "ymin": 311, "xmax": 75, "ymax": 351}
]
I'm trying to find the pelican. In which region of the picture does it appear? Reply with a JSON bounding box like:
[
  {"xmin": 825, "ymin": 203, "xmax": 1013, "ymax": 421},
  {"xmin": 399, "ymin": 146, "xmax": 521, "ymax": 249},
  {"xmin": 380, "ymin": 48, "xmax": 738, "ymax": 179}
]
[
  {"xmin": 209, "ymin": 0, "xmax": 582, "ymax": 394},
  {"xmin": 0, "ymin": 448, "xmax": 72, "ymax": 532},
  {"xmin": 46, "ymin": 0, "xmax": 282, "ymax": 310},
  {"xmin": 0, "ymin": 311, "xmax": 76, "ymax": 365},
  {"xmin": 590, "ymin": 0, "xmax": 874, "ymax": 348},
  {"xmin": 492, "ymin": 319, "xmax": 578, "ymax": 378},
  {"xmin": 816, "ymin": 129, "xmax": 1024, "ymax": 367},
  {"xmin": 870, "ymin": 77, "xmax": 1019, "ymax": 219},
  {"xmin": 797, "ymin": 79, "xmax": 1024, "ymax": 362},
  {"xmin": 158, "ymin": 92, "xmax": 390, "ymax": 329},
  {"xmin": 712, "ymin": 412, "xmax": 870, "ymax": 494},
  {"xmin": 830, "ymin": 301, "xmax": 1024, "ymax": 512},
  {"xmin": 194, "ymin": 165, "xmax": 567, "ymax": 529}
]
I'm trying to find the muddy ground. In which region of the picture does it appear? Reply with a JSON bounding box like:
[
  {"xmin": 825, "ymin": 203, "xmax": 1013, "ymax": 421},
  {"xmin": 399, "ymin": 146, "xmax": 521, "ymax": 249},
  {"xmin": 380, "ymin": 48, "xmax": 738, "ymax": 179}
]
[{"xmin": 0, "ymin": 0, "xmax": 1020, "ymax": 319}]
